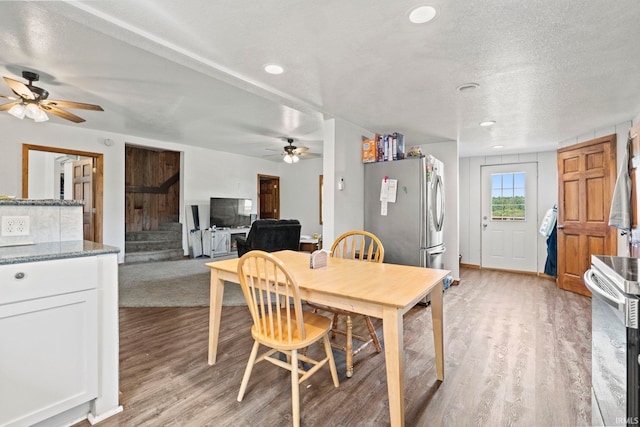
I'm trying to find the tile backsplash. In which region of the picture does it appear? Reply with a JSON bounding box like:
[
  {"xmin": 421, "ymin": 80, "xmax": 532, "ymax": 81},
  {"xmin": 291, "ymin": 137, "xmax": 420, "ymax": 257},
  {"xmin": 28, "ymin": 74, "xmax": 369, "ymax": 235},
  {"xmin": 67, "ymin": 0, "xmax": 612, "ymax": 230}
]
[{"xmin": 0, "ymin": 200, "xmax": 83, "ymax": 246}]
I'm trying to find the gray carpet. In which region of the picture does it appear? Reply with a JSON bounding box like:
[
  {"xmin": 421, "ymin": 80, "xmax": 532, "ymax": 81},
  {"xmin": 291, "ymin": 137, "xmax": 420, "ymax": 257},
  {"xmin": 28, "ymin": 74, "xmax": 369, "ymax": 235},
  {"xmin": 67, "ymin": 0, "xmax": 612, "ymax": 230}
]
[{"xmin": 119, "ymin": 257, "xmax": 246, "ymax": 307}]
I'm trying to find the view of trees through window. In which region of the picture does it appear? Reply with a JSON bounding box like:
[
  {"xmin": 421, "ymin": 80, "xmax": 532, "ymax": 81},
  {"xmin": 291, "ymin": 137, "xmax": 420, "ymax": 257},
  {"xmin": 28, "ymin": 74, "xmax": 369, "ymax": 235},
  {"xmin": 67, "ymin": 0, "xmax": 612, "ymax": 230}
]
[{"xmin": 491, "ymin": 172, "xmax": 525, "ymax": 220}]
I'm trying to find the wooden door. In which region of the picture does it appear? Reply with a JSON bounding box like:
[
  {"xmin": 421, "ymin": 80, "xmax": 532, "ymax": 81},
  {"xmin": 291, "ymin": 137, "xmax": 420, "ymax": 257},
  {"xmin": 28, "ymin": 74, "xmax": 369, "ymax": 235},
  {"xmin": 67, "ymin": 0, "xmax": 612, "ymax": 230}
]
[
  {"xmin": 73, "ymin": 158, "xmax": 94, "ymax": 241},
  {"xmin": 629, "ymin": 123, "xmax": 640, "ymax": 257},
  {"xmin": 557, "ymin": 135, "xmax": 617, "ymax": 296},
  {"xmin": 258, "ymin": 175, "xmax": 280, "ymax": 219}
]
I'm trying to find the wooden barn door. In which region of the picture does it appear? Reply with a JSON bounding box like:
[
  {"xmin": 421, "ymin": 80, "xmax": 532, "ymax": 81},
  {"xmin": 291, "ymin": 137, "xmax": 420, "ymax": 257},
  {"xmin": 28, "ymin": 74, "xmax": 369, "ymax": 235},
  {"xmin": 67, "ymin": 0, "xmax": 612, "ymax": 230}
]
[{"xmin": 125, "ymin": 146, "xmax": 180, "ymax": 232}]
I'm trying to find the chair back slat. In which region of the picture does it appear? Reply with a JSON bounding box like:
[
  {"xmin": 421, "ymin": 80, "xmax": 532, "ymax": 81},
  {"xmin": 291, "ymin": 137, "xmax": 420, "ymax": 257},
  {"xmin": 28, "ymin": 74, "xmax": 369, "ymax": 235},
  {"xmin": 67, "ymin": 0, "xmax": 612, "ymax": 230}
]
[
  {"xmin": 238, "ymin": 251, "xmax": 305, "ymax": 344},
  {"xmin": 330, "ymin": 230, "xmax": 384, "ymax": 263}
]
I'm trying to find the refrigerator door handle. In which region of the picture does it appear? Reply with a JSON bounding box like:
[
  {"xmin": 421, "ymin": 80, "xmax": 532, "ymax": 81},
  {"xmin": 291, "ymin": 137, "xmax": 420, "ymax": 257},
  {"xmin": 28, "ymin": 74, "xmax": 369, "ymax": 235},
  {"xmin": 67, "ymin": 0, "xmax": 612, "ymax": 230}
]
[
  {"xmin": 432, "ymin": 174, "xmax": 445, "ymax": 232},
  {"xmin": 428, "ymin": 247, "xmax": 446, "ymax": 255}
]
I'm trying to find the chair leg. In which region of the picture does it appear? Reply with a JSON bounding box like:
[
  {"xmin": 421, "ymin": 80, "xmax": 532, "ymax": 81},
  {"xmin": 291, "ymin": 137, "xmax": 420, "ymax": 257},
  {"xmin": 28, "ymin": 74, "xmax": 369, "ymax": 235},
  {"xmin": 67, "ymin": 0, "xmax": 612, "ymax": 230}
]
[
  {"xmin": 237, "ymin": 340, "xmax": 260, "ymax": 402},
  {"xmin": 291, "ymin": 349, "xmax": 300, "ymax": 427},
  {"xmin": 345, "ymin": 315, "xmax": 353, "ymax": 378},
  {"xmin": 323, "ymin": 334, "xmax": 340, "ymax": 387},
  {"xmin": 364, "ymin": 315, "xmax": 382, "ymax": 353}
]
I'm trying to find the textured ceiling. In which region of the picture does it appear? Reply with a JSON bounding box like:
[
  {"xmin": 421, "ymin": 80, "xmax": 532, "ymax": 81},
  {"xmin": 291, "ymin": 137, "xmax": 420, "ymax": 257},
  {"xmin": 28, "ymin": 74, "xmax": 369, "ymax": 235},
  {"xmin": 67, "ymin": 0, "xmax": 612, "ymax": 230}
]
[{"xmin": 1, "ymin": 1, "xmax": 639, "ymax": 159}]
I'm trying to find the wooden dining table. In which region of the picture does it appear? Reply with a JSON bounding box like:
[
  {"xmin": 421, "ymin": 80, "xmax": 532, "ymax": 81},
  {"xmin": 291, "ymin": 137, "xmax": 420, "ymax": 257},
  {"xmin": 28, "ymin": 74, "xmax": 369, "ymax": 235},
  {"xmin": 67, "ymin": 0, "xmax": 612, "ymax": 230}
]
[{"xmin": 206, "ymin": 250, "xmax": 449, "ymax": 427}]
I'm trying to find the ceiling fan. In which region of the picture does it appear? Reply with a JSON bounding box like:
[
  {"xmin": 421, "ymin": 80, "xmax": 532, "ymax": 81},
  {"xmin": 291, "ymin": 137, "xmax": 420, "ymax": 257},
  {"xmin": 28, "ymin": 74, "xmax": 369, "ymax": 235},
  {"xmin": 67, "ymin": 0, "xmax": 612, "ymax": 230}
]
[
  {"xmin": 0, "ymin": 70, "xmax": 103, "ymax": 123},
  {"xmin": 266, "ymin": 138, "xmax": 321, "ymax": 163}
]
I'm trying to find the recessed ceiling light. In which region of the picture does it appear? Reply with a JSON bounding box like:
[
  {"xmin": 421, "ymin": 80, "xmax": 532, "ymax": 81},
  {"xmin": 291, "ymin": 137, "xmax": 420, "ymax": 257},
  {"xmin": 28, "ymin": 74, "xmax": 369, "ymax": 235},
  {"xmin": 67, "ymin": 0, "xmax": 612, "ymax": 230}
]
[
  {"xmin": 456, "ymin": 83, "xmax": 479, "ymax": 92},
  {"xmin": 480, "ymin": 121, "xmax": 496, "ymax": 127},
  {"xmin": 492, "ymin": 145, "xmax": 504, "ymax": 149},
  {"xmin": 264, "ymin": 64, "xmax": 284, "ymax": 75},
  {"xmin": 409, "ymin": 6, "xmax": 437, "ymax": 24}
]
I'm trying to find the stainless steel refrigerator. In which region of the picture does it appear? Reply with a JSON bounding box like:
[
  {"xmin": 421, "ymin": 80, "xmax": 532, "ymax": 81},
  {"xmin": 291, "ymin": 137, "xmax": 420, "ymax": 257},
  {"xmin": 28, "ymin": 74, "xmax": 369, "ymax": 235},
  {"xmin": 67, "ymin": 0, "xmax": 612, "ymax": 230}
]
[{"xmin": 364, "ymin": 155, "xmax": 445, "ymax": 270}]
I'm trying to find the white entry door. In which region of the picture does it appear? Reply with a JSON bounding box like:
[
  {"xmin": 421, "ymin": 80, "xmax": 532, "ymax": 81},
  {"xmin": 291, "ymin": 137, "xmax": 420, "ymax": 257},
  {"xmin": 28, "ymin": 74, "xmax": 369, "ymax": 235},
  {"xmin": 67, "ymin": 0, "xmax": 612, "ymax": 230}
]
[{"xmin": 481, "ymin": 163, "xmax": 538, "ymax": 272}]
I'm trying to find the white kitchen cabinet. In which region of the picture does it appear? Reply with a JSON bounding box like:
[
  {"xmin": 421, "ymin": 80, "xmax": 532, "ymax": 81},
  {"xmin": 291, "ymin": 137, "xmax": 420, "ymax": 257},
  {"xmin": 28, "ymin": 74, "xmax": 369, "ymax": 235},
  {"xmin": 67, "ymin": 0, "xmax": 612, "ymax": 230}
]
[{"xmin": 0, "ymin": 256, "xmax": 99, "ymax": 427}]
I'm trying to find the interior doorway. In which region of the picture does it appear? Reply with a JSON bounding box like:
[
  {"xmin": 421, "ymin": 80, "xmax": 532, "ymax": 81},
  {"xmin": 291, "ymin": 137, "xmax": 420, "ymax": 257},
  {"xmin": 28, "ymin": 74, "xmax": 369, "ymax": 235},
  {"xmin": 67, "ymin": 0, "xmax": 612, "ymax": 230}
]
[
  {"xmin": 22, "ymin": 144, "xmax": 103, "ymax": 243},
  {"xmin": 257, "ymin": 174, "xmax": 280, "ymax": 219},
  {"xmin": 557, "ymin": 134, "xmax": 617, "ymax": 296}
]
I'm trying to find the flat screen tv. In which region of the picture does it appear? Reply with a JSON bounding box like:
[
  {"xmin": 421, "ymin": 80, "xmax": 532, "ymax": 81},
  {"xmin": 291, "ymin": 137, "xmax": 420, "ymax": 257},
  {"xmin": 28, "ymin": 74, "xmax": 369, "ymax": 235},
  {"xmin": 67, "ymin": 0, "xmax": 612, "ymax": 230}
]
[{"xmin": 210, "ymin": 197, "xmax": 253, "ymax": 228}]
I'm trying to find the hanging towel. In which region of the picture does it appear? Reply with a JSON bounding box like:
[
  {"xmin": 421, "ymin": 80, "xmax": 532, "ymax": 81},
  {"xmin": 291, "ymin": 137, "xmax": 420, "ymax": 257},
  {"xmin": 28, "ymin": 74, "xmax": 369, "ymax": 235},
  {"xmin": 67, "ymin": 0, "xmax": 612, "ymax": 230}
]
[
  {"xmin": 539, "ymin": 205, "xmax": 557, "ymax": 237},
  {"xmin": 608, "ymin": 135, "xmax": 632, "ymax": 232}
]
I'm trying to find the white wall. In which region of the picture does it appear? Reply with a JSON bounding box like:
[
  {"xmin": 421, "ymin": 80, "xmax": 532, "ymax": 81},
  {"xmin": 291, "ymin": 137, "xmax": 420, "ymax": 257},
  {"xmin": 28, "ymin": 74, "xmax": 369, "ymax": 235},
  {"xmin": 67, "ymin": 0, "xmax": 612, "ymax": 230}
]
[
  {"xmin": 459, "ymin": 151, "xmax": 558, "ymax": 274},
  {"xmin": 0, "ymin": 115, "xmax": 317, "ymax": 263},
  {"xmin": 322, "ymin": 117, "xmax": 372, "ymax": 245},
  {"xmin": 28, "ymin": 150, "xmax": 57, "ymax": 199},
  {"xmin": 419, "ymin": 140, "xmax": 460, "ymax": 281},
  {"xmin": 278, "ymin": 157, "xmax": 323, "ymax": 237}
]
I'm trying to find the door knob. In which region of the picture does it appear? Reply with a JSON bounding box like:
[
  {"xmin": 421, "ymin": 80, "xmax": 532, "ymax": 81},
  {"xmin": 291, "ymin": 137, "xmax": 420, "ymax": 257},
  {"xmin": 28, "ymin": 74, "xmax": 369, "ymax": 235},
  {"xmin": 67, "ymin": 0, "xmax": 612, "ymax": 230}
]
[{"xmin": 482, "ymin": 223, "xmax": 488, "ymax": 229}]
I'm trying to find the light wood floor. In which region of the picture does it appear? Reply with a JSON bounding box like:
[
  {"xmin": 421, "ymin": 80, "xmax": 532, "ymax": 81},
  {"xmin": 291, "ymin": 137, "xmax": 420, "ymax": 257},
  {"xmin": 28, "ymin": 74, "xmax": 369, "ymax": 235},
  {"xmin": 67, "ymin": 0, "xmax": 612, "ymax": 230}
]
[{"xmin": 73, "ymin": 268, "xmax": 592, "ymax": 427}]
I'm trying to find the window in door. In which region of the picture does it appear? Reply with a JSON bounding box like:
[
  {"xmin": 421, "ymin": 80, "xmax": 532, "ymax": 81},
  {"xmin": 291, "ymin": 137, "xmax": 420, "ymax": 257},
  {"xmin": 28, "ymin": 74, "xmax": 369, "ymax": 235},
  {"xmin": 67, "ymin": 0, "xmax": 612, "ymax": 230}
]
[{"xmin": 491, "ymin": 172, "xmax": 526, "ymax": 221}]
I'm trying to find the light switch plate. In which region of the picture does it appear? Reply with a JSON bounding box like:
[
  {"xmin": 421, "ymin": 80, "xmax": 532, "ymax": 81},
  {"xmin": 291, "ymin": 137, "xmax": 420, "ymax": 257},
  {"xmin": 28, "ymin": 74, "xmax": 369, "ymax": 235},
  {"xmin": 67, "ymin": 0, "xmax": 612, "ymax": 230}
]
[{"xmin": 1, "ymin": 216, "xmax": 30, "ymax": 236}]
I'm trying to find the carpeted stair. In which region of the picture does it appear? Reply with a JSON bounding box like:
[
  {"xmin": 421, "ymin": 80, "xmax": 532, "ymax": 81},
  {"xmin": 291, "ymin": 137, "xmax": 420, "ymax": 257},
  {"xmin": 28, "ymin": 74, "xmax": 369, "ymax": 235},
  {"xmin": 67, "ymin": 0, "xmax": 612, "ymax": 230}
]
[{"xmin": 125, "ymin": 222, "xmax": 184, "ymax": 263}]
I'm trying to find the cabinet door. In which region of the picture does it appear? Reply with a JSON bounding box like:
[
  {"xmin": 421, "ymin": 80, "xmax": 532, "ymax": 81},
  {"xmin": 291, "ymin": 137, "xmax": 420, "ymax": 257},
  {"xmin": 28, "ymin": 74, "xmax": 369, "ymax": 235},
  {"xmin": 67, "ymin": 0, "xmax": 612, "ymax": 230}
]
[
  {"xmin": 0, "ymin": 289, "xmax": 98, "ymax": 426},
  {"xmin": 211, "ymin": 231, "xmax": 231, "ymax": 256}
]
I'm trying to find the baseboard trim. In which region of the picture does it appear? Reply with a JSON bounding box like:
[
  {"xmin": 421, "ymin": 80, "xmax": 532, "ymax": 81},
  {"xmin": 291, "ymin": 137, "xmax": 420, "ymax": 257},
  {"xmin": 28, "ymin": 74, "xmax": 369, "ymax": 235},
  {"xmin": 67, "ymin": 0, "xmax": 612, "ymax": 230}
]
[
  {"xmin": 479, "ymin": 266, "xmax": 538, "ymax": 276},
  {"xmin": 88, "ymin": 405, "xmax": 123, "ymax": 425},
  {"xmin": 537, "ymin": 272, "xmax": 557, "ymax": 281},
  {"xmin": 459, "ymin": 263, "xmax": 480, "ymax": 269}
]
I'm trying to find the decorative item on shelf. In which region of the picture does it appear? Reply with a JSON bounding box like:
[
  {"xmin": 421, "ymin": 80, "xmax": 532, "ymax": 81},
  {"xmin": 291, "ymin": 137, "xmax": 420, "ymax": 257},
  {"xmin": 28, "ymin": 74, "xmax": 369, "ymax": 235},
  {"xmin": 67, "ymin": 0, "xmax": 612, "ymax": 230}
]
[
  {"xmin": 406, "ymin": 146, "xmax": 422, "ymax": 157},
  {"xmin": 362, "ymin": 132, "xmax": 405, "ymax": 163},
  {"xmin": 309, "ymin": 249, "xmax": 328, "ymax": 269},
  {"xmin": 362, "ymin": 136, "xmax": 376, "ymax": 163}
]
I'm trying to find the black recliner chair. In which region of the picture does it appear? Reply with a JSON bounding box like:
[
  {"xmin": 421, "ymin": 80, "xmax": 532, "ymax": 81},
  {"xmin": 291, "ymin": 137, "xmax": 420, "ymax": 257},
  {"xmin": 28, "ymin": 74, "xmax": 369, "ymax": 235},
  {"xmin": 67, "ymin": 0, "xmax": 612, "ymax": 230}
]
[{"xmin": 236, "ymin": 219, "xmax": 302, "ymax": 257}]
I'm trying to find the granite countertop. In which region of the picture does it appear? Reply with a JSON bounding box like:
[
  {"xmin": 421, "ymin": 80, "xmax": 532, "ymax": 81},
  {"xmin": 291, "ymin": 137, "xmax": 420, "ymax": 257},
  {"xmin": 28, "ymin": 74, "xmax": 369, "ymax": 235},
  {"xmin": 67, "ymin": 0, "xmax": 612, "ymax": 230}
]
[
  {"xmin": 0, "ymin": 240, "xmax": 120, "ymax": 265},
  {"xmin": 0, "ymin": 198, "xmax": 84, "ymax": 206}
]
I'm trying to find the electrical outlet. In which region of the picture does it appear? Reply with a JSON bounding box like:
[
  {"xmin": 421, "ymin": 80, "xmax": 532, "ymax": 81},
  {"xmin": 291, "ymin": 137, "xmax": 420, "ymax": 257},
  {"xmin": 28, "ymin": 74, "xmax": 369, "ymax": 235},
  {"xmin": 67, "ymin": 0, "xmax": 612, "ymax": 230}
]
[{"xmin": 1, "ymin": 216, "xmax": 30, "ymax": 236}]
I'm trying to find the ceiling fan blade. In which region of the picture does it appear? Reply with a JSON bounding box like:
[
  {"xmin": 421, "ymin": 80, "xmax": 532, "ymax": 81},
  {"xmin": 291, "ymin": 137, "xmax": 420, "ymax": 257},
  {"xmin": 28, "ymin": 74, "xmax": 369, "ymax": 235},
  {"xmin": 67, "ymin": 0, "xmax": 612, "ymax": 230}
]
[
  {"xmin": 41, "ymin": 99, "xmax": 103, "ymax": 111},
  {"xmin": 298, "ymin": 152, "xmax": 321, "ymax": 157},
  {"xmin": 0, "ymin": 101, "xmax": 20, "ymax": 111},
  {"xmin": 3, "ymin": 77, "xmax": 35, "ymax": 100},
  {"xmin": 1, "ymin": 94, "xmax": 18, "ymax": 100},
  {"xmin": 294, "ymin": 146, "xmax": 310, "ymax": 153},
  {"xmin": 40, "ymin": 105, "xmax": 86, "ymax": 123}
]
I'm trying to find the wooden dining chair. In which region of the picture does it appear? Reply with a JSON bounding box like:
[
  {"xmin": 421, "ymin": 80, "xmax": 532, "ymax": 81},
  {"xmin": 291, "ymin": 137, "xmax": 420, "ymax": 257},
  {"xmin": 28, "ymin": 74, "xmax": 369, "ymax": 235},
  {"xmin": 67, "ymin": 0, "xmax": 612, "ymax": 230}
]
[
  {"xmin": 236, "ymin": 250, "xmax": 339, "ymax": 427},
  {"xmin": 306, "ymin": 230, "xmax": 385, "ymax": 378}
]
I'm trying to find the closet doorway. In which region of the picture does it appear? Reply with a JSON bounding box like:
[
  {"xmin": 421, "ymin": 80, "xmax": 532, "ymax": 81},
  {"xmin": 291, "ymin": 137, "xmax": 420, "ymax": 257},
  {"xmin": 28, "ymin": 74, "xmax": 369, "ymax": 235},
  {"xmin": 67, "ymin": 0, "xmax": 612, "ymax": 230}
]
[
  {"xmin": 22, "ymin": 144, "xmax": 103, "ymax": 243},
  {"xmin": 257, "ymin": 174, "xmax": 280, "ymax": 219}
]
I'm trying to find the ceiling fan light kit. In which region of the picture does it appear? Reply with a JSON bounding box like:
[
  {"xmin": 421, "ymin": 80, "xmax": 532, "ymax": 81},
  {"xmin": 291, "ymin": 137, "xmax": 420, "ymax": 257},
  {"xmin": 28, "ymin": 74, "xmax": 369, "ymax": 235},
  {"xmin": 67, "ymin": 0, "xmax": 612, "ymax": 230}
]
[
  {"xmin": 7, "ymin": 103, "xmax": 26, "ymax": 119},
  {"xmin": 1, "ymin": 70, "xmax": 103, "ymax": 124},
  {"xmin": 263, "ymin": 137, "xmax": 321, "ymax": 163},
  {"xmin": 283, "ymin": 153, "xmax": 299, "ymax": 163}
]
